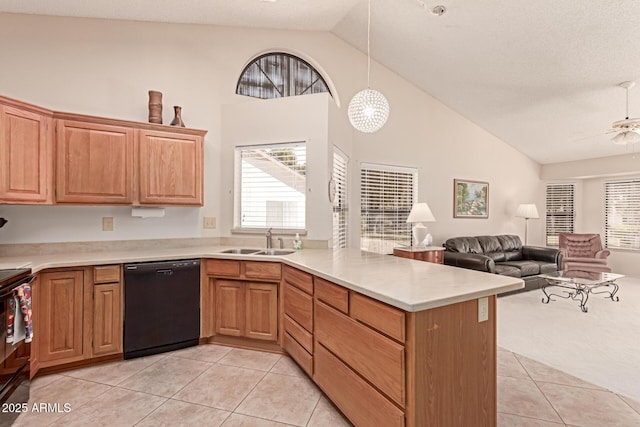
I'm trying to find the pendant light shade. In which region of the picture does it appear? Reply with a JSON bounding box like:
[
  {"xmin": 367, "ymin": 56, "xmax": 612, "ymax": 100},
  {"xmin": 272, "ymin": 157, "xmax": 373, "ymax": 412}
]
[
  {"xmin": 349, "ymin": 0, "xmax": 389, "ymax": 133},
  {"xmin": 348, "ymin": 88, "xmax": 390, "ymax": 133}
]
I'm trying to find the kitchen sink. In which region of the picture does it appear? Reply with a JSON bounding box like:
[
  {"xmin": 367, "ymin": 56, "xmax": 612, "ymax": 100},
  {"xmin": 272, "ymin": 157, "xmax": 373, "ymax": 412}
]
[
  {"xmin": 219, "ymin": 248, "xmax": 261, "ymax": 254},
  {"xmin": 255, "ymin": 249, "xmax": 296, "ymax": 256}
]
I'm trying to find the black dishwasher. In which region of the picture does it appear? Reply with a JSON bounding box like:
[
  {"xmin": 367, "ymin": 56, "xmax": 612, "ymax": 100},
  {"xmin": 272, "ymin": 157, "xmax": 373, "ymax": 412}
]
[{"xmin": 123, "ymin": 259, "xmax": 200, "ymax": 359}]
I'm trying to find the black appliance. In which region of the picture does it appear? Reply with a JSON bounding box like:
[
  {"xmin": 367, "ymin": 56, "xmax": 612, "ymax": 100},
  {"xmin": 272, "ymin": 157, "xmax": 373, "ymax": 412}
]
[
  {"xmin": 123, "ymin": 259, "xmax": 200, "ymax": 359},
  {"xmin": 0, "ymin": 268, "xmax": 33, "ymax": 412}
]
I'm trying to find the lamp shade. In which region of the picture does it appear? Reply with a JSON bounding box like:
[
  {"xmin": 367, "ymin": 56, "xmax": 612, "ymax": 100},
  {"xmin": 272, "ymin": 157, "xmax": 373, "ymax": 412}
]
[
  {"xmin": 515, "ymin": 203, "xmax": 539, "ymax": 219},
  {"xmin": 406, "ymin": 203, "xmax": 436, "ymax": 223}
]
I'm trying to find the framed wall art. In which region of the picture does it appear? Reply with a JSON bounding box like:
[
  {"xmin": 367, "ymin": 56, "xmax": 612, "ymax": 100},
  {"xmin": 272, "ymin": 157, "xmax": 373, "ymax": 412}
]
[{"xmin": 454, "ymin": 179, "xmax": 489, "ymax": 218}]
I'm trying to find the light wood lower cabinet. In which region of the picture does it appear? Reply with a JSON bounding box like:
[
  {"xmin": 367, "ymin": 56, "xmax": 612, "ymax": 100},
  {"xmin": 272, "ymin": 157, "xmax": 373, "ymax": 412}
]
[
  {"xmin": 38, "ymin": 270, "xmax": 86, "ymax": 365},
  {"xmin": 92, "ymin": 283, "xmax": 121, "ymax": 356},
  {"xmin": 213, "ymin": 280, "xmax": 278, "ymax": 341},
  {"xmin": 282, "ymin": 266, "xmax": 314, "ymax": 376},
  {"xmin": 35, "ymin": 265, "xmax": 123, "ymax": 372},
  {"xmin": 215, "ymin": 280, "xmax": 244, "ymax": 337},
  {"xmin": 205, "ymin": 260, "xmax": 280, "ymax": 343},
  {"xmin": 92, "ymin": 265, "xmax": 122, "ymax": 357}
]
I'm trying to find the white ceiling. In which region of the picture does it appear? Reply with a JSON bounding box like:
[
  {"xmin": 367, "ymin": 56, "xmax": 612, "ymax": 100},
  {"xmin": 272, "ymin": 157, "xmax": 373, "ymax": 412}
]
[{"xmin": 2, "ymin": 0, "xmax": 640, "ymax": 165}]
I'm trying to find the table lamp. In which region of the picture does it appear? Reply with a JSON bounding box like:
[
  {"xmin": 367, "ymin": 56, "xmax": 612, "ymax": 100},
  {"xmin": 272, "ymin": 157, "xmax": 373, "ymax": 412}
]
[
  {"xmin": 406, "ymin": 202, "xmax": 436, "ymax": 247},
  {"xmin": 515, "ymin": 203, "xmax": 539, "ymax": 245}
]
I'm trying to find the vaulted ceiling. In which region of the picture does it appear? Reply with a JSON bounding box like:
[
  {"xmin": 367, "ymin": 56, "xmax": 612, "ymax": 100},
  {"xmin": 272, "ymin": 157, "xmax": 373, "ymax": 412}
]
[{"xmin": 2, "ymin": 0, "xmax": 640, "ymax": 164}]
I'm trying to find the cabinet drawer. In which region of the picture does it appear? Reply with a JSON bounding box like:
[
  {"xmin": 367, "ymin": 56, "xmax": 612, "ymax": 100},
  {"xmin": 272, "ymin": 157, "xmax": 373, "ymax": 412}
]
[
  {"xmin": 315, "ymin": 301, "xmax": 405, "ymax": 406},
  {"xmin": 350, "ymin": 292, "xmax": 406, "ymax": 342},
  {"xmin": 314, "ymin": 278, "xmax": 348, "ymax": 314},
  {"xmin": 314, "ymin": 343, "xmax": 404, "ymax": 427},
  {"xmin": 93, "ymin": 265, "xmax": 121, "ymax": 284},
  {"xmin": 284, "ymin": 314, "xmax": 313, "ymax": 353},
  {"xmin": 284, "ymin": 282, "xmax": 313, "ymax": 332},
  {"xmin": 283, "ymin": 265, "xmax": 313, "ymax": 295},
  {"xmin": 245, "ymin": 261, "xmax": 281, "ymax": 280},
  {"xmin": 206, "ymin": 259, "xmax": 240, "ymax": 277},
  {"xmin": 284, "ymin": 332, "xmax": 313, "ymax": 376}
]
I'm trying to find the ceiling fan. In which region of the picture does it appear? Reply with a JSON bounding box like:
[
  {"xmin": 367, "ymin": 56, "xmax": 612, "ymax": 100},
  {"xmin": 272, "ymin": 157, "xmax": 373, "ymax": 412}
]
[{"xmin": 609, "ymin": 81, "xmax": 640, "ymax": 145}]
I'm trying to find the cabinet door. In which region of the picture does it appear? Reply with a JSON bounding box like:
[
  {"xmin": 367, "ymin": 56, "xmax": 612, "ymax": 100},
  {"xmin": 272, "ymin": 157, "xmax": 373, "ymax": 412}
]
[
  {"xmin": 39, "ymin": 270, "xmax": 85, "ymax": 363},
  {"xmin": 245, "ymin": 283, "xmax": 278, "ymax": 341},
  {"xmin": 0, "ymin": 105, "xmax": 52, "ymax": 203},
  {"xmin": 92, "ymin": 283, "xmax": 122, "ymax": 357},
  {"xmin": 215, "ymin": 280, "xmax": 244, "ymax": 337},
  {"xmin": 56, "ymin": 120, "xmax": 134, "ymax": 203},
  {"xmin": 137, "ymin": 129, "xmax": 203, "ymax": 205}
]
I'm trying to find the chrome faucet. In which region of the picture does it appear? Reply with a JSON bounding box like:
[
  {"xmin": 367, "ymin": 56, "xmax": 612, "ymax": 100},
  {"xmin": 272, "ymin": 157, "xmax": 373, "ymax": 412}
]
[
  {"xmin": 266, "ymin": 227, "xmax": 273, "ymax": 249},
  {"xmin": 277, "ymin": 237, "xmax": 284, "ymax": 249}
]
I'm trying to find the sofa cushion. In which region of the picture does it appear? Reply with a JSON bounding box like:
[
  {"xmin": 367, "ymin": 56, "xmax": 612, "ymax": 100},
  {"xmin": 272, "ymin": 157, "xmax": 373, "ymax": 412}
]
[
  {"xmin": 500, "ymin": 260, "xmax": 540, "ymax": 276},
  {"xmin": 477, "ymin": 236, "xmax": 506, "ymax": 262},
  {"xmin": 494, "ymin": 264, "xmax": 522, "ymax": 277},
  {"xmin": 445, "ymin": 237, "xmax": 483, "ymax": 254},
  {"xmin": 497, "ymin": 235, "xmax": 523, "ymax": 261}
]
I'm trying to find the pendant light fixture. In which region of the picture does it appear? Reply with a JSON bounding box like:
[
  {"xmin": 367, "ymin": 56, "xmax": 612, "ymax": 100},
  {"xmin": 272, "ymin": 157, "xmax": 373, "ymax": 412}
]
[{"xmin": 348, "ymin": 0, "xmax": 390, "ymax": 133}]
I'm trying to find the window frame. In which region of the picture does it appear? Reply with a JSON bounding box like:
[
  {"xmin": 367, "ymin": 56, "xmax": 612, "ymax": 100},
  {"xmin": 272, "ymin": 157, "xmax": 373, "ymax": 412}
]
[
  {"xmin": 604, "ymin": 179, "xmax": 640, "ymax": 251},
  {"xmin": 545, "ymin": 183, "xmax": 575, "ymax": 247},
  {"xmin": 233, "ymin": 141, "xmax": 307, "ymax": 233},
  {"xmin": 360, "ymin": 162, "xmax": 418, "ymax": 254},
  {"xmin": 236, "ymin": 52, "xmax": 332, "ymax": 100},
  {"xmin": 333, "ymin": 147, "xmax": 349, "ymax": 249}
]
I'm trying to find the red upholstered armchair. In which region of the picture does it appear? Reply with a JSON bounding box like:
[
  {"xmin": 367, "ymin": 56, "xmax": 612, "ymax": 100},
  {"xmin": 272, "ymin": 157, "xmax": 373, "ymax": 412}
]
[{"xmin": 558, "ymin": 233, "xmax": 611, "ymax": 273}]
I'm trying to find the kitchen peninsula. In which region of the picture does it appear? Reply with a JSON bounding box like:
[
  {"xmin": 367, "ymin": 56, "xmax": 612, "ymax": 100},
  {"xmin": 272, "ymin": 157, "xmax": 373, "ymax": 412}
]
[{"xmin": 1, "ymin": 245, "xmax": 523, "ymax": 427}]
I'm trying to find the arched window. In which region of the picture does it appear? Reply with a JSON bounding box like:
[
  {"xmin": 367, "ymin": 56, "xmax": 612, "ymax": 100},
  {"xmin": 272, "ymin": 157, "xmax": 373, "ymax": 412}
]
[{"xmin": 236, "ymin": 52, "xmax": 332, "ymax": 100}]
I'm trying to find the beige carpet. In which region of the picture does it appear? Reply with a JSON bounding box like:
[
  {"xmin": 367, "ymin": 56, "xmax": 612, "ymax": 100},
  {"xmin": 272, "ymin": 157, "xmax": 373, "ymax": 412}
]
[{"xmin": 497, "ymin": 276, "xmax": 640, "ymax": 402}]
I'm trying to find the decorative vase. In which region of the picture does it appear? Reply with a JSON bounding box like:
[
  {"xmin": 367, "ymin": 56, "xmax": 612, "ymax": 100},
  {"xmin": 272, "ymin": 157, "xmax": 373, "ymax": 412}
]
[
  {"xmin": 148, "ymin": 90, "xmax": 163, "ymax": 124},
  {"xmin": 170, "ymin": 105, "xmax": 185, "ymax": 127}
]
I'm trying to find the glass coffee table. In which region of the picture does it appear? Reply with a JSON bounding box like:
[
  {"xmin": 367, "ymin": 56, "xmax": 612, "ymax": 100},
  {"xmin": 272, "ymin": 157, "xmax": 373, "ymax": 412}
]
[{"xmin": 539, "ymin": 271, "xmax": 622, "ymax": 313}]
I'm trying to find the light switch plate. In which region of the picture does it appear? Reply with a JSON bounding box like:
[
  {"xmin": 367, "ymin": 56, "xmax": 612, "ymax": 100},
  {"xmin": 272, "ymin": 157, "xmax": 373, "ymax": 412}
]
[
  {"xmin": 478, "ymin": 297, "xmax": 489, "ymax": 322},
  {"xmin": 203, "ymin": 217, "xmax": 216, "ymax": 229}
]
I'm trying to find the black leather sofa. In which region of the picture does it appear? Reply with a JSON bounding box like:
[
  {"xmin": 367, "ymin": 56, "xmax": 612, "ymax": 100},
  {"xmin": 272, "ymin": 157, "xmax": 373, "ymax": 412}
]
[{"xmin": 443, "ymin": 235, "xmax": 562, "ymax": 296}]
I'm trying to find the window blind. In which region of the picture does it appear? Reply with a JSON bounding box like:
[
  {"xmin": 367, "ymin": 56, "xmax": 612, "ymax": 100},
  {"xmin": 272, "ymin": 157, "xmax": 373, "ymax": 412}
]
[
  {"xmin": 605, "ymin": 179, "xmax": 640, "ymax": 250},
  {"xmin": 236, "ymin": 53, "xmax": 331, "ymax": 100},
  {"xmin": 545, "ymin": 183, "xmax": 575, "ymax": 246},
  {"xmin": 333, "ymin": 148, "xmax": 348, "ymax": 249},
  {"xmin": 360, "ymin": 163, "xmax": 417, "ymax": 254},
  {"xmin": 236, "ymin": 142, "xmax": 306, "ymax": 230}
]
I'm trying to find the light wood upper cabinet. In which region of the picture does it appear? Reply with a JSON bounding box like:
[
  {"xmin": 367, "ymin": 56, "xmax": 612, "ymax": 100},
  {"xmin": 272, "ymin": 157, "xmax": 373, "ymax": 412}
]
[
  {"xmin": 137, "ymin": 129, "xmax": 203, "ymax": 206},
  {"xmin": 56, "ymin": 120, "xmax": 134, "ymax": 204},
  {"xmin": 1, "ymin": 94, "xmax": 207, "ymax": 206},
  {"xmin": 0, "ymin": 100, "xmax": 53, "ymax": 204}
]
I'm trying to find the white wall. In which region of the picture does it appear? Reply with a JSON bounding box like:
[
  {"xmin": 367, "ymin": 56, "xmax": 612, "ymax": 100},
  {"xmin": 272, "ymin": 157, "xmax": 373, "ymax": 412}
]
[
  {"xmin": 0, "ymin": 13, "xmax": 543, "ymax": 247},
  {"xmin": 220, "ymin": 94, "xmax": 332, "ymax": 241},
  {"xmin": 542, "ymin": 154, "xmax": 640, "ymax": 276}
]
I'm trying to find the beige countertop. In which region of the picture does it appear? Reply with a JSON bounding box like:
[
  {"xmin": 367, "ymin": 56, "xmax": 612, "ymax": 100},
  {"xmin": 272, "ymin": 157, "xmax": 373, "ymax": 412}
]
[{"xmin": 0, "ymin": 246, "xmax": 523, "ymax": 312}]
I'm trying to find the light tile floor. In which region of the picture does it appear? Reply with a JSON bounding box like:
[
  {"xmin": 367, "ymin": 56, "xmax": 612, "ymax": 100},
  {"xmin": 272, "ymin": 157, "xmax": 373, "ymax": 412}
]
[{"xmin": 3, "ymin": 344, "xmax": 640, "ymax": 426}]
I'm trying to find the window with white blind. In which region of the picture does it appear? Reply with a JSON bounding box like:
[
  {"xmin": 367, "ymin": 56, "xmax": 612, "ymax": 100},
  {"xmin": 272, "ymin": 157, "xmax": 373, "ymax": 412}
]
[
  {"xmin": 360, "ymin": 163, "xmax": 417, "ymax": 254},
  {"xmin": 235, "ymin": 142, "xmax": 306, "ymax": 230},
  {"xmin": 333, "ymin": 148, "xmax": 348, "ymax": 249},
  {"xmin": 605, "ymin": 179, "xmax": 640, "ymax": 250},
  {"xmin": 545, "ymin": 183, "xmax": 575, "ymax": 246}
]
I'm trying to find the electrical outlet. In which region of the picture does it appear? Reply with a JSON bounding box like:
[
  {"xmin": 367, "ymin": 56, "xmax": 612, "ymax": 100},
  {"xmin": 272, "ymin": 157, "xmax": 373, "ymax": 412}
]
[
  {"xmin": 203, "ymin": 217, "xmax": 216, "ymax": 229},
  {"xmin": 478, "ymin": 297, "xmax": 488, "ymax": 322},
  {"xmin": 102, "ymin": 217, "xmax": 114, "ymax": 231}
]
